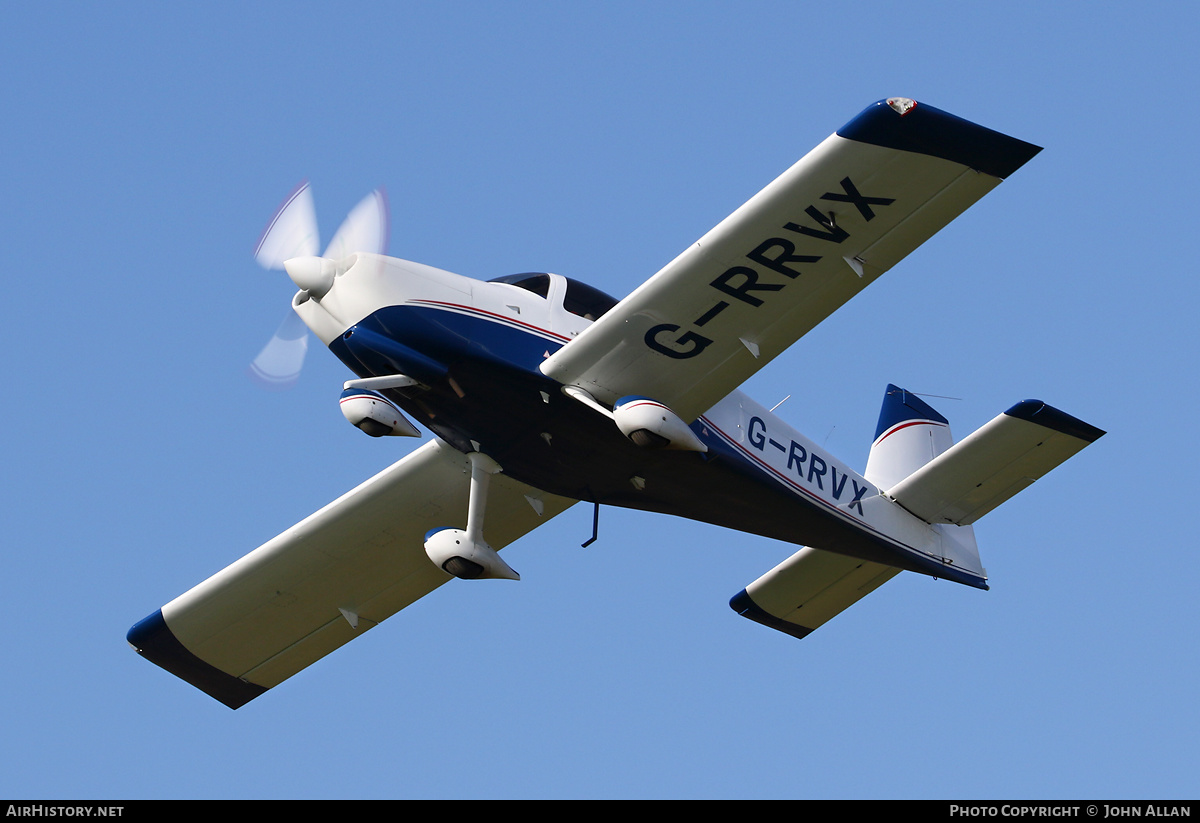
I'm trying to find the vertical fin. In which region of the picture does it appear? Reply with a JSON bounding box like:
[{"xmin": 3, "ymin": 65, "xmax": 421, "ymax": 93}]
[
  {"xmin": 865, "ymin": 384, "xmax": 982, "ymax": 577},
  {"xmin": 864, "ymin": 384, "xmax": 953, "ymax": 490}
]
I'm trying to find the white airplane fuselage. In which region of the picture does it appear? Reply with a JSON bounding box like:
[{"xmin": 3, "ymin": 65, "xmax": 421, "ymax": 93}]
[{"xmin": 293, "ymin": 252, "xmax": 986, "ymax": 587}]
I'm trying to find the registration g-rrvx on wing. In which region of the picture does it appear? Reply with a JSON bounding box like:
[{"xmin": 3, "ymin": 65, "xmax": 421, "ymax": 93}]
[{"xmin": 128, "ymin": 98, "xmax": 1104, "ymax": 708}]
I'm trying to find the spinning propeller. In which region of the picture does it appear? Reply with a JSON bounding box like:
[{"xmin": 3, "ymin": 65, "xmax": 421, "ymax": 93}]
[{"xmin": 248, "ymin": 181, "xmax": 389, "ymax": 388}]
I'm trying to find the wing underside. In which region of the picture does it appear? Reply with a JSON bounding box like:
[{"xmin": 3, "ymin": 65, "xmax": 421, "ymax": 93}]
[
  {"xmin": 541, "ymin": 99, "xmax": 1041, "ymax": 421},
  {"xmin": 731, "ymin": 547, "xmax": 901, "ymax": 639},
  {"xmin": 128, "ymin": 440, "xmax": 575, "ymax": 708},
  {"xmin": 886, "ymin": 400, "xmax": 1105, "ymax": 526}
]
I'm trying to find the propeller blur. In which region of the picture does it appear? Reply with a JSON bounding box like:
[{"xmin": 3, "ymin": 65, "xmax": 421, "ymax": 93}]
[{"xmin": 248, "ymin": 182, "xmax": 389, "ymax": 387}]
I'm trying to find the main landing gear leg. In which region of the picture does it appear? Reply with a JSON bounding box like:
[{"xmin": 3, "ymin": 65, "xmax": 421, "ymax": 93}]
[{"xmin": 423, "ymin": 451, "xmax": 520, "ymax": 581}]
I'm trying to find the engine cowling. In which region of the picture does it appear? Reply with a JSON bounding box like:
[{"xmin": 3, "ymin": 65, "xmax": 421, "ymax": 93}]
[
  {"xmin": 339, "ymin": 388, "xmax": 420, "ymax": 437},
  {"xmin": 612, "ymin": 395, "xmax": 708, "ymax": 452}
]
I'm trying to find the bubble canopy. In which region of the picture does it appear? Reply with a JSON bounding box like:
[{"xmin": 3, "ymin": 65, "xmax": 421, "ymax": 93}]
[{"xmin": 488, "ymin": 272, "xmax": 619, "ymax": 321}]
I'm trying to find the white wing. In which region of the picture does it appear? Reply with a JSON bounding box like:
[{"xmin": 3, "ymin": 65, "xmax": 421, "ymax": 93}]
[
  {"xmin": 886, "ymin": 401, "xmax": 1105, "ymax": 526},
  {"xmin": 542, "ymin": 99, "xmax": 1040, "ymax": 421},
  {"xmin": 732, "ymin": 548, "xmax": 900, "ymax": 639},
  {"xmin": 129, "ymin": 440, "xmax": 575, "ymax": 708}
]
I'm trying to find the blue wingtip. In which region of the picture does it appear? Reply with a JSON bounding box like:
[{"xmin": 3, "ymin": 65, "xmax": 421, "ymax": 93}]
[
  {"xmin": 128, "ymin": 609, "xmax": 267, "ymax": 710},
  {"xmin": 1005, "ymin": 400, "xmax": 1106, "ymax": 443},
  {"xmin": 838, "ymin": 99, "xmax": 1042, "ymax": 179},
  {"xmin": 729, "ymin": 589, "xmax": 814, "ymax": 640}
]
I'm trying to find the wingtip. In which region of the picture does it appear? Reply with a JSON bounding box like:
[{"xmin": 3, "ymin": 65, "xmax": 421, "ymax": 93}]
[
  {"xmin": 127, "ymin": 609, "xmax": 267, "ymax": 710},
  {"xmin": 1004, "ymin": 400, "xmax": 1106, "ymax": 443},
  {"xmin": 839, "ymin": 99, "xmax": 1042, "ymax": 179},
  {"xmin": 729, "ymin": 589, "xmax": 815, "ymax": 640}
]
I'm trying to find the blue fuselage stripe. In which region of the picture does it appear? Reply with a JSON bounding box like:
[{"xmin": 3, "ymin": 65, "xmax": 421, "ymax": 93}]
[{"xmin": 329, "ymin": 303, "xmax": 984, "ymax": 587}]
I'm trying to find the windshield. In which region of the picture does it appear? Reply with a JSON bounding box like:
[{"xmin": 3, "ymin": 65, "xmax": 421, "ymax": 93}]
[
  {"xmin": 488, "ymin": 272, "xmax": 550, "ymax": 298},
  {"xmin": 562, "ymin": 277, "xmax": 618, "ymax": 320},
  {"xmin": 489, "ymin": 273, "xmax": 619, "ymax": 321}
]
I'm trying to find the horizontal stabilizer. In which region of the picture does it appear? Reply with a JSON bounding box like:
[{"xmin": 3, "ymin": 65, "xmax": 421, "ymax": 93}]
[
  {"xmin": 730, "ymin": 547, "xmax": 900, "ymax": 639},
  {"xmin": 886, "ymin": 400, "xmax": 1105, "ymax": 525}
]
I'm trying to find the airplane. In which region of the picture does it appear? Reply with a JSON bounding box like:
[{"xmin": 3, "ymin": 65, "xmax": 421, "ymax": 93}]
[{"xmin": 127, "ymin": 98, "xmax": 1104, "ymax": 709}]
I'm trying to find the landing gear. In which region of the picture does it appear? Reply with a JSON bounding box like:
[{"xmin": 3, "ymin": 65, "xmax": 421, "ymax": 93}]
[{"xmin": 423, "ymin": 451, "xmax": 520, "ymax": 580}]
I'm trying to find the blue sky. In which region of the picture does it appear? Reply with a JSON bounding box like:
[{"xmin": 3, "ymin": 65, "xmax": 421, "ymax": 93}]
[{"xmin": 3, "ymin": 1, "xmax": 1197, "ymax": 799}]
